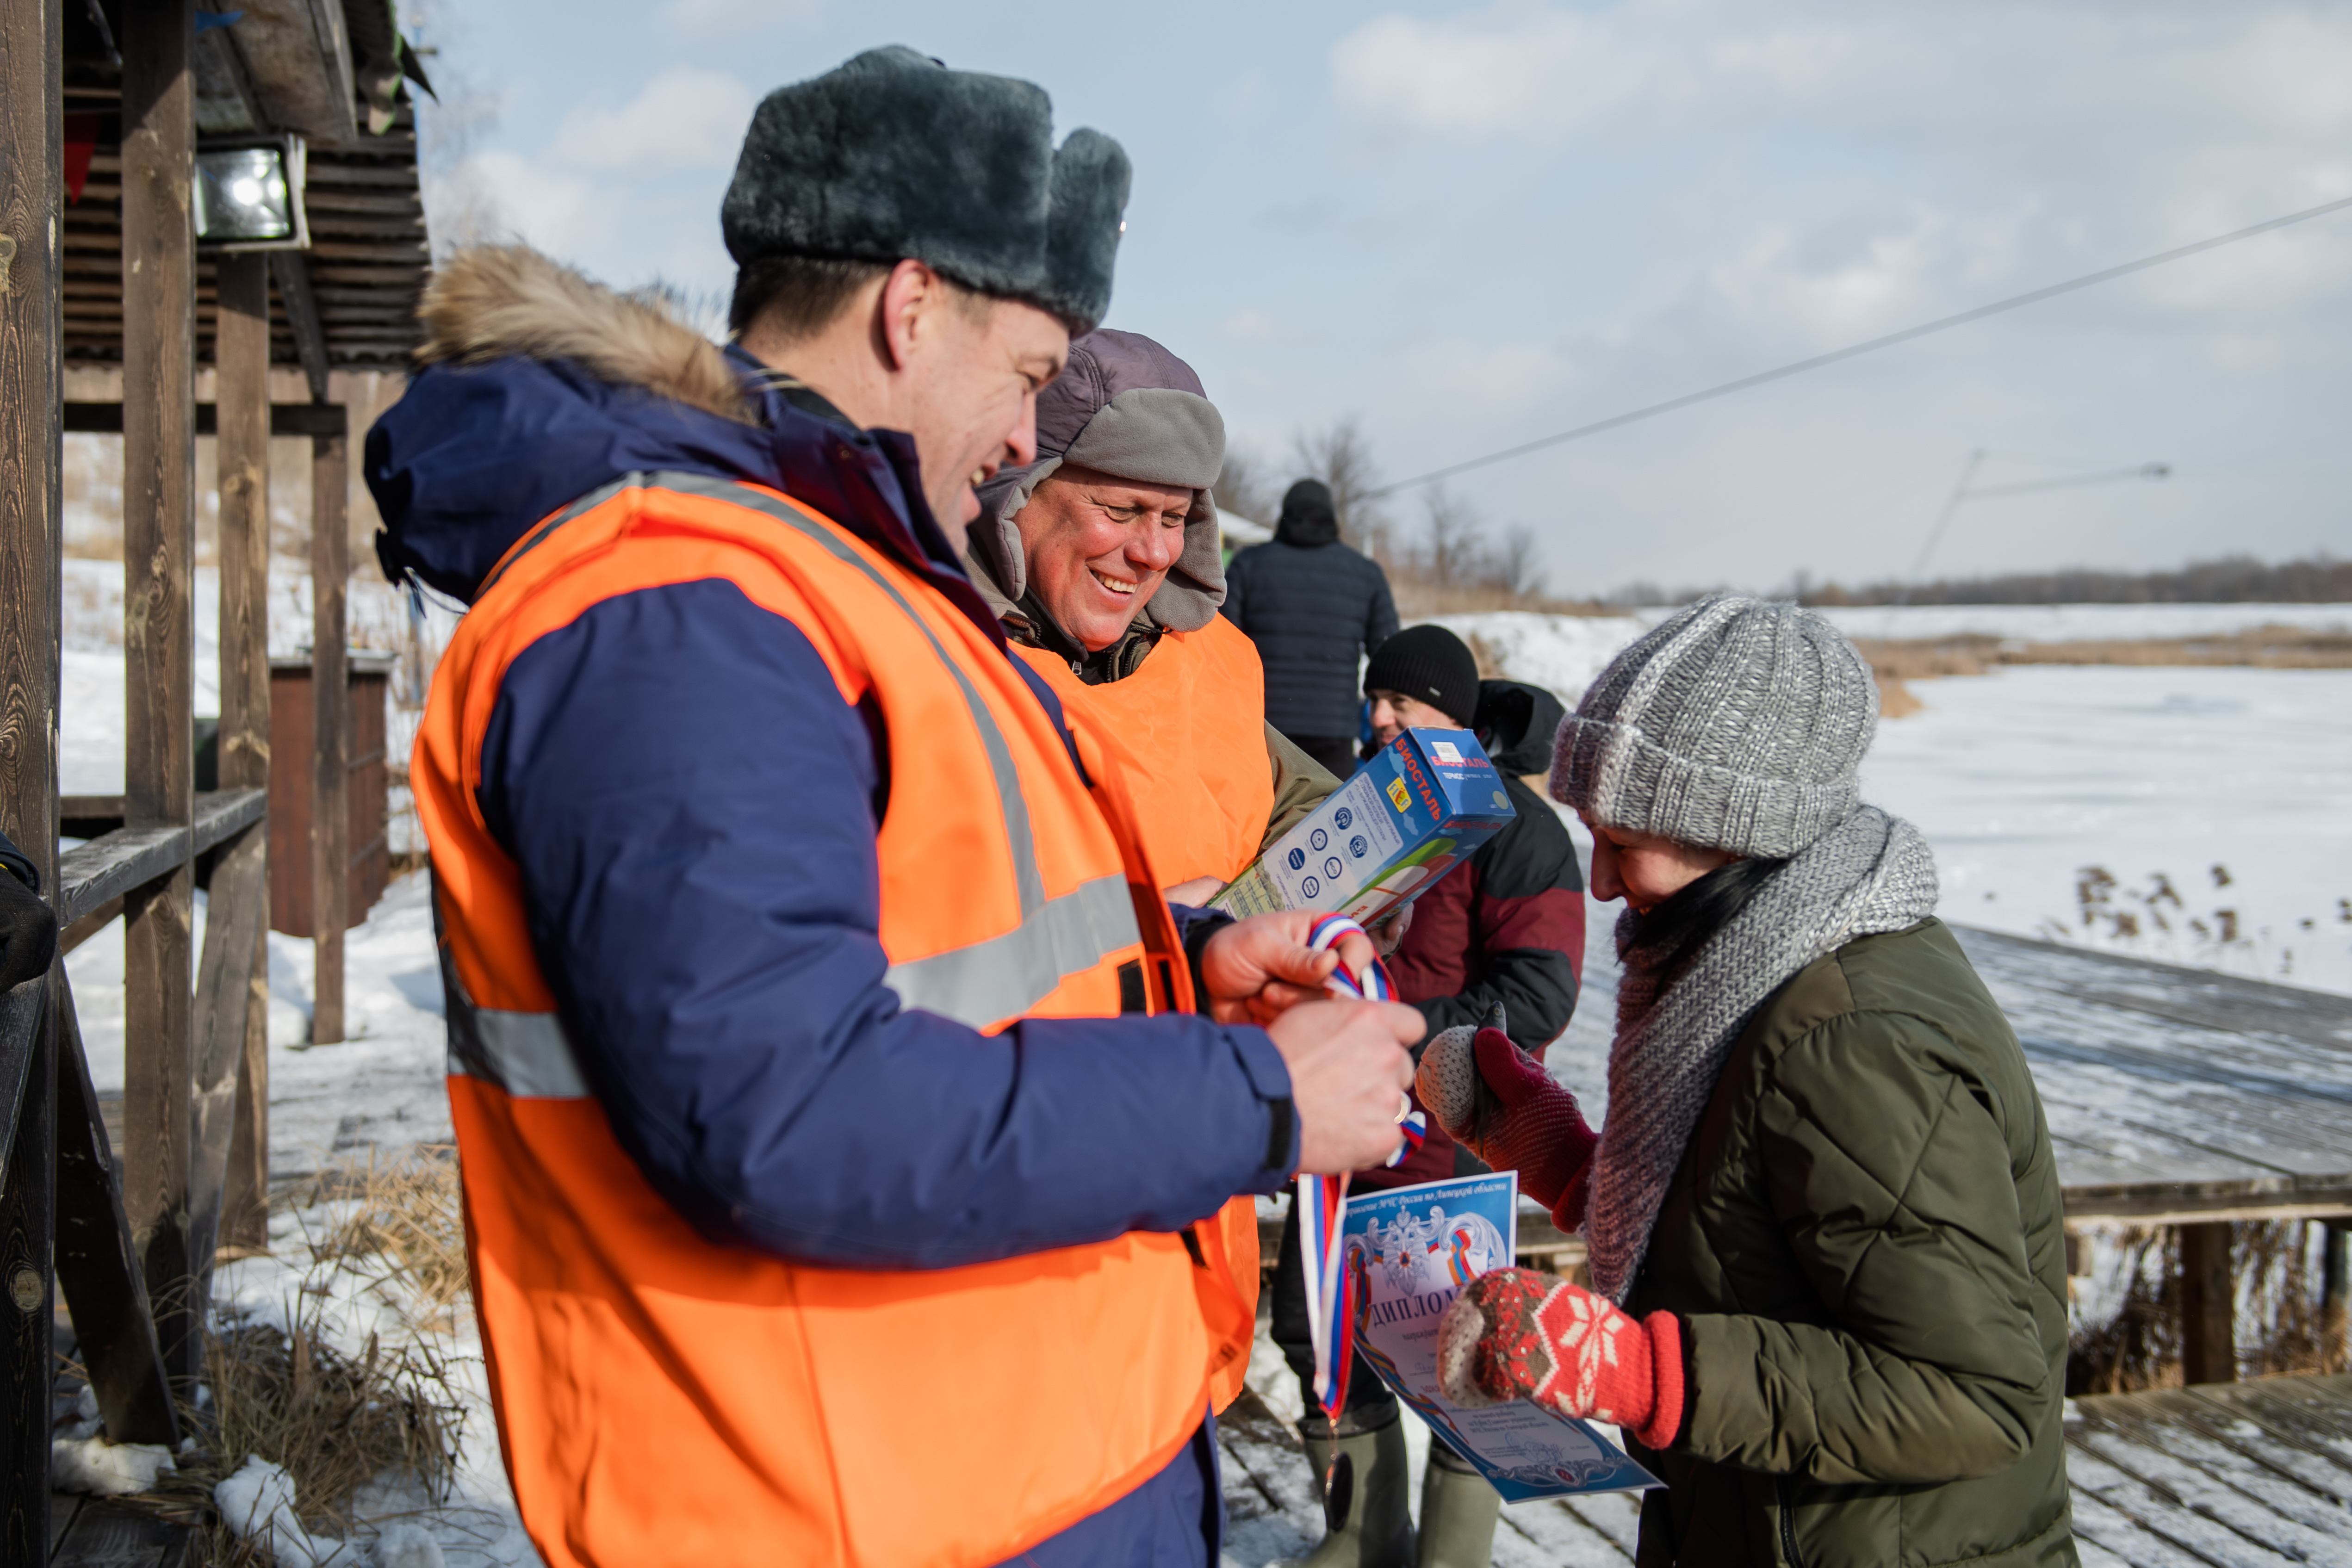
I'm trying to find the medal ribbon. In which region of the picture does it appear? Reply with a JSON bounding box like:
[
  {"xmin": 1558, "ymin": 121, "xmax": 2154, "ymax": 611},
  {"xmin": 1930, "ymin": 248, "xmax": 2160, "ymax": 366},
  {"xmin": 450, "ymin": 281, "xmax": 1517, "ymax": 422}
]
[{"xmin": 1294, "ymin": 914, "xmax": 1424, "ymax": 1422}]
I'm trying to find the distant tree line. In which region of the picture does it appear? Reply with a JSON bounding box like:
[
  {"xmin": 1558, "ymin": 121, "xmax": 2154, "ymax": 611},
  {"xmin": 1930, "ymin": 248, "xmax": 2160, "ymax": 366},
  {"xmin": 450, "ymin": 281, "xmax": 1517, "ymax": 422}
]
[{"xmin": 1801, "ymin": 554, "xmax": 2352, "ymax": 607}]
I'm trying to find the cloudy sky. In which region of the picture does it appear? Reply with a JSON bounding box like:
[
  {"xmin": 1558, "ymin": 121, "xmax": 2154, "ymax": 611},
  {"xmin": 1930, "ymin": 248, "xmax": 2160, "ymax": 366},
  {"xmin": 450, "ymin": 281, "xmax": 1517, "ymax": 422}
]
[{"xmin": 415, "ymin": 0, "xmax": 2352, "ymax": 596}]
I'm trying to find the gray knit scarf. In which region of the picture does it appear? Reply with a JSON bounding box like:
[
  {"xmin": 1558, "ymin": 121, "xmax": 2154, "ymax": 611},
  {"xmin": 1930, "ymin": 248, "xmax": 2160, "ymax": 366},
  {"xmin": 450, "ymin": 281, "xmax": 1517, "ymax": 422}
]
[{"xmin": 1584, "ymin": 804, "xmax": 1941, "ymax": 1302}]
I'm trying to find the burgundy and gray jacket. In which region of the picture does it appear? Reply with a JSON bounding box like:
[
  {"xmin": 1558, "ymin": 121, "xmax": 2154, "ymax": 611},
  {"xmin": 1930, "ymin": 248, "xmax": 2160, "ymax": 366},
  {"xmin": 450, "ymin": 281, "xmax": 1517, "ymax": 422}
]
[{"xmin": 1361, "ymin": 678, "xmax": 1587, "ymax": 1190}]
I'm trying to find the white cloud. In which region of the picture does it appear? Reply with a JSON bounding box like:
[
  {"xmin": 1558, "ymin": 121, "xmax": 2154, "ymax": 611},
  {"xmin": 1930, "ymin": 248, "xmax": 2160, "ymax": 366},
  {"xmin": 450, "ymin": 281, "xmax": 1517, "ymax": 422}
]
[
  {"xmin": 1330, "ymin": 2, "xmax": 2352, "ymax": 149},
  {"xmin": 433, "ymin": 149, "xmax": 615, "ymax": 256},
  {"xmin": 656, "ymin": 0, "xmax": 822, "ymax": 39},
  {"xmin": 551, "ymin": 65, "xmax": 758, "ymax": 175},
  {"xmin": 1217, "ymin": 307, "xmax": 1303, "ymax": 345}
]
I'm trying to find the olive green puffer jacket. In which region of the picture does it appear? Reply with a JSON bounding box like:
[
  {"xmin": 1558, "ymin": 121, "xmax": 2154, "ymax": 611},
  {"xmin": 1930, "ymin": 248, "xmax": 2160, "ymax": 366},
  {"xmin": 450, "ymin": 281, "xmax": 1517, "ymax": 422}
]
[{"xmin": 1623, "ymin": 918, "xmax": 2076, "ymax": 1568}]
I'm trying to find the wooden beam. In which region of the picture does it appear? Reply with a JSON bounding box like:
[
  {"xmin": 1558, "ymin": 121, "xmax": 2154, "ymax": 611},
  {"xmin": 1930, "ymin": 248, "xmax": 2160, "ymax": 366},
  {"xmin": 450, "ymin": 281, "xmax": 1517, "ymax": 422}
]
[
  {"xmin": 214, "ymin": 253, "xmax": 273, "ymax": 1255},
  {"xmin": 2323, "ymin": 1222, "xmax": 2349, "ymax": 1375},
  {"xmin": 2179, "ymin": 1221, "xmax": 2235, "ymax": 1386},
  {"xmin": 0, "ymin": 11, "xmax": 66, "ymax": 1520},
  {"xmin": 52, "ymin": 970, "xmax": 178, "ymax": 1449},
  {"xmin": 62, "ymin": 400, "xmax": 350, "ymax": 436},
  {"xmin": 120, "ymin": 0, "xmax": 201, "ymax": 1394},
  {"xmin": 269, "ymin": 250, "xmax": 329, "ymax": 404},
  {"xmin": 310, "ymin": 425, "xmax": 348, "ymax": 1043},
  {"xmin": 56, "ymin": 792, "xmax": 268, "ymax": 926},
  {"xmin": 186, "ymin": 824, "xmax": 262, "ymax": 1297},
  {"xmin": 217, "ymin": 258, "xmax": 272, "ymax": 797},
  {"xmin": 1, "ymin": 0, "xmax": 66, "ymax": 904}
]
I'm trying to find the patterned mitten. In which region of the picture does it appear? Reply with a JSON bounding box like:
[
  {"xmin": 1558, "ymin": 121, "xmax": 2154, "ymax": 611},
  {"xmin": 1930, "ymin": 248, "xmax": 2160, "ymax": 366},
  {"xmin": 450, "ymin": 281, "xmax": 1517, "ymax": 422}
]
[
  {"xmin": 1415, "ymin": 1026, "xmax": 1598, "ymax": 1217},
  {"xmin": 1434, "ymin": 1268, "xmax": 1685, "ymax": 1451}
]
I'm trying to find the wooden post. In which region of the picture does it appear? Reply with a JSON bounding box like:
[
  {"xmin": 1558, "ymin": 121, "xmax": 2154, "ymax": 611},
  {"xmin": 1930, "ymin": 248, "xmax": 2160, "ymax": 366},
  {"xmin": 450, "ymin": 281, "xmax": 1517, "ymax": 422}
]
[
  {"xmin": 310, "ymin": 424, "xmax": 349, "ymax": 1044},
  {"xmin": 1, "ymin": 0, "xmax": 63, "ymax": 884},
  {"xmin": 0, "ymin": 0, "xmax": 62, "ymax": 1542},
  {"xmin": 2322, "ymin": 1221, "xmax": 2349, "ymax": 1375},
  {"xmin": 215, "ymin": 253, "xmax": 272, "ymax": 1247},
  {"xmin": 0, "ymin": 979, "xmax": 54, "ymax": 1562},
  {"xmin": 2179, "ymin": 1221, "xmax": 2235, "ymax": 1386},
  {"xmin": 120, "ymin": 0, "xmax": 201, "ymax": 1388}
]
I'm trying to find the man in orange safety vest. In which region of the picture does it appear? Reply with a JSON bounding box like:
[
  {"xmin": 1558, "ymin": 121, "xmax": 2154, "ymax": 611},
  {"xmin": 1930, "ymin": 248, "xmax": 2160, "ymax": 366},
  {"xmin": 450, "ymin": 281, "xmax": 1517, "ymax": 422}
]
[{"xmin": 370, "ymin": 45, "xmax": 1421, "ymax": 1568}]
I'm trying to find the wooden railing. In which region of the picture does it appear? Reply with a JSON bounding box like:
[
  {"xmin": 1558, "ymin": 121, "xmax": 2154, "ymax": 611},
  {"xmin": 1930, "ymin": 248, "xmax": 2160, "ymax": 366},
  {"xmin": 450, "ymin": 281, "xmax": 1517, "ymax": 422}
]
[{"xmin": 4, "ymin": 1, "xmax": 361, "ymax": 1550}]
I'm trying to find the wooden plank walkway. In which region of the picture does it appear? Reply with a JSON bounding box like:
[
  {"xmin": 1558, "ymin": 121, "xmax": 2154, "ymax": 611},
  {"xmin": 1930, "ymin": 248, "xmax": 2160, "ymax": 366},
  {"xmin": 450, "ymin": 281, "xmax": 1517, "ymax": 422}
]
[
  {"xmin": 1219, "ymin": 1373, "xmax": 2352, "ymax": 1566},
  {"xmin": 49, "ymin": 1494, "xmax": 189, "ymax": 1567},
  {"xmin": 2065, "ymin": 1374, "xmax": 2352, "ymax": 1568}
]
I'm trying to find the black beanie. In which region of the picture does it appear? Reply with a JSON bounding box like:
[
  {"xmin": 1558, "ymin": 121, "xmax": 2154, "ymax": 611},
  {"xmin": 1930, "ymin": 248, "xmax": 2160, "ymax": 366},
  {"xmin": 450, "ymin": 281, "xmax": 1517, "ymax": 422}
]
[{"xmin": 1364, "ymin": 625, "xmax": 1481, "ymax": 727}]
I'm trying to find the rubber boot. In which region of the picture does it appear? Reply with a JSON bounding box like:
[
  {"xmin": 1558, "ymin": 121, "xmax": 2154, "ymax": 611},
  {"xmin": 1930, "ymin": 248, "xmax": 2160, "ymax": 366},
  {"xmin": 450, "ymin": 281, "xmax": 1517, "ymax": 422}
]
[
  {"xmin": 1415, "ymin": 1443, "xmax": 1500, "ymax": 1568},
  {"xmin": 1275, "ymin": 1410, "xmax": 1416, "ymax": 1568}
]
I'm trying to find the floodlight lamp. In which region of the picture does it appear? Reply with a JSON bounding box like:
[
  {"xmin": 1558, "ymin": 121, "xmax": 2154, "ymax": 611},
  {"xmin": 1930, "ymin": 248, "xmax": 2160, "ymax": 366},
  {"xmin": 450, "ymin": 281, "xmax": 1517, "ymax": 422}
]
[{"xmin": 194, "ymin": 136, "xmax": 310, "ymax": 251}]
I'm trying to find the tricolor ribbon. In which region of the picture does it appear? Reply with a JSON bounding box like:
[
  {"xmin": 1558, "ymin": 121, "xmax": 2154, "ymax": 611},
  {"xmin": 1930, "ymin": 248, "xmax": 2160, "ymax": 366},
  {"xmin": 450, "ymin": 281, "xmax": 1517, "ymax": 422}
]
[{"xmin": 1295, "ymin": 914, "xmax": 1425, "ymax": 1422}]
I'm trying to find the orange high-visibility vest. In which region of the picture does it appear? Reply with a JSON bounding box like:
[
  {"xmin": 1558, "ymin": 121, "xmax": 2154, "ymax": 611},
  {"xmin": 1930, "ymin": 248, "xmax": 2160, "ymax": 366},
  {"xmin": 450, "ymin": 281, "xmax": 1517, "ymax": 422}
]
[
  {"xmin": 1012, "ymin": 612, "xmax": 1276, "ymax": 1412},
  {"xmin": 416, "ymin": 471, "xmax": 1254, "ymax": 1568}
]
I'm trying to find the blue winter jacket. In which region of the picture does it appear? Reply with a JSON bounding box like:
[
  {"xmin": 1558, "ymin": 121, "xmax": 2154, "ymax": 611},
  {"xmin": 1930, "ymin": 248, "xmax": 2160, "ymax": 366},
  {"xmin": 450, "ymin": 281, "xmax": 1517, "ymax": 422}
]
[{"xmin": 367, "ymin": 343, "xmax": 1291, "ymax": 1566}]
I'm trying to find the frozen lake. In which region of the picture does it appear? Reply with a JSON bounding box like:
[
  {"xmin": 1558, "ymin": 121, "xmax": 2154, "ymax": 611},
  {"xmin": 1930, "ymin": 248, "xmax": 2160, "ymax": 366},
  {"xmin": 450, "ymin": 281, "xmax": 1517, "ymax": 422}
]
[{"xmin": 1863, "ymin": 663, "xmax": 2352, "ymax": 994}]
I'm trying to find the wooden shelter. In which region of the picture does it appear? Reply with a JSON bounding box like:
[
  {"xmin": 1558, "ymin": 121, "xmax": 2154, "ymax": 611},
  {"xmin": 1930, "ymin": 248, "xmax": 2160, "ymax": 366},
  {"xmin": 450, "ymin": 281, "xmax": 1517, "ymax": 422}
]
[{"xmin": 0, "ymin": 0, "xmax": 429, "ymax": 1554}]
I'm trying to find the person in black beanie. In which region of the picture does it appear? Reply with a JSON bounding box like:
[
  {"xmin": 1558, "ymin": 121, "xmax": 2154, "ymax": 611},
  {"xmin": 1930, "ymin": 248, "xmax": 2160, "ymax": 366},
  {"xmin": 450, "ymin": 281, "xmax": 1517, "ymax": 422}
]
[
  {"xmin": 1269, "ymin": 623, "xmax": 1587, "ymax": 1568},
  {"xmin": 1222, "ymin": 479, "xmax": 1398, "ymax": 778}
]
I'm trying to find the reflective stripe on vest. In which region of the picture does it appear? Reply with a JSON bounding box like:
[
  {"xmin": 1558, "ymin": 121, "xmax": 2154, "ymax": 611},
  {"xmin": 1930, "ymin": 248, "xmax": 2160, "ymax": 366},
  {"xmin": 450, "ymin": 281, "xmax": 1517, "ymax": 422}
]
[
  {"xmin": 441, "ymin": 934, "xmax": 586, "ymax": 1097},
  {"xmin": 476, "ymin": 470, "xmax": 1142, "ymax": 1032}
]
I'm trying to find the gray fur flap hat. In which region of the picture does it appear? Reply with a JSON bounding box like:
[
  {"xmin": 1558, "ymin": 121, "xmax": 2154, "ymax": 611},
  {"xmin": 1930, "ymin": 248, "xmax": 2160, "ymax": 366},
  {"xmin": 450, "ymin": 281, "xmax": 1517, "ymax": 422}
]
[
  {"xmin": 968, "ymin": 328, "xmax": 1228, "ymax": 632},
  {"xmin": 1552, "ymin": 595, "xmax": 1879, "ymax": 859},
  {"xmin": 722, "ymin": 46, "xmax": 1131, "ymax": 333}
]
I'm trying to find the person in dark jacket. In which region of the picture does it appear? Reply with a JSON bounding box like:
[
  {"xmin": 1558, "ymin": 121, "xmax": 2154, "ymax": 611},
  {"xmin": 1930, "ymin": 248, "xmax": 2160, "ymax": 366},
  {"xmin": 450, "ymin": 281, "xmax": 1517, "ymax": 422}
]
[
  {"xmin": 1419, "ymin": 596, "xmax": 2076, "ymax": 1568},
  {"xmin": 1366, "ymin": 626, "xmax": 1585, "ymax": 1047},
  {"xmin": 1265, "ymin": 625, "xmax": 1587, "ymax": 1568},
  {"xmin": 1223, "ymin": 479, "xmax": 1398, "ymax": 778},
  {"xmin": 0, "ymin": 829, "xmax": 57, "ymax": 992}
]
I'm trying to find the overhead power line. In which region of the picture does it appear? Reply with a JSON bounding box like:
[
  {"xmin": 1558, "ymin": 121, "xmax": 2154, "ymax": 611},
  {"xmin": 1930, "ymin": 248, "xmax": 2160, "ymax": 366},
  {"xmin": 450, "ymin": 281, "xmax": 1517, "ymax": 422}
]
[
  {"xmin": 1907, "ymin": 450, "xmax": 2170, "ymax": 582},
  {"xmin": 1363, "ymin": 191, "xmax": 2352, "ymax": 500}
]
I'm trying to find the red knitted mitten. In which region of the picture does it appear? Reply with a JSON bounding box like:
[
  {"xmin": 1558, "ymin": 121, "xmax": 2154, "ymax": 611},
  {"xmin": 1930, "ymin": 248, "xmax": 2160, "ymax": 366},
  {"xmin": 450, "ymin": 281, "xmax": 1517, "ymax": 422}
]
[
  {"xmin": 1415, "ymin": 1027, "xmax": 1598, "ymax": 1213},
  {"xmin": 1434, "ymin": 1268, "xmax": 1684, "ymax": 1450}
]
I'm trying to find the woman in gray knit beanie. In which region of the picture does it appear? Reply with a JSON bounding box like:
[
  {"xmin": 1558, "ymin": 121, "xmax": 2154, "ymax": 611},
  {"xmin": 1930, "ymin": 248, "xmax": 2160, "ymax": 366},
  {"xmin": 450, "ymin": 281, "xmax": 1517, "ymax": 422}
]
[{"xmin": 1415, "ymin": 596, "xmax": 2077, "ymax": 1568}]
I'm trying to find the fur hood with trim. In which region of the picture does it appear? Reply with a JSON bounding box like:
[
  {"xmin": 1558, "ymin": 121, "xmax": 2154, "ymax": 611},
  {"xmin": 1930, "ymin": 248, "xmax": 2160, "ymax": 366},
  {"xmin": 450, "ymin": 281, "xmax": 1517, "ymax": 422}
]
[{"xmin": 365, "ymin": 246, "xmax": 967, "ymax": 612}]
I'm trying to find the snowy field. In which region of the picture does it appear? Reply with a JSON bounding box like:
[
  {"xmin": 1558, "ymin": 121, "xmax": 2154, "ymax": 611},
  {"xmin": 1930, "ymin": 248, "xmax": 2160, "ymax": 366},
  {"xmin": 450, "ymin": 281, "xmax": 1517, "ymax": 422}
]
[{"xmin": 1434, "ymin": 610, "xmax": 2352, "ymax": 997}]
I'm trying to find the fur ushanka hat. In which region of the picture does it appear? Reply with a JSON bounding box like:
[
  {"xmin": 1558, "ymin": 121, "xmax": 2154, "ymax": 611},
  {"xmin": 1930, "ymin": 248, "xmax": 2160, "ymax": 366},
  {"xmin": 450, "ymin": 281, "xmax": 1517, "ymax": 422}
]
[{"xmin": 721, "ymin": 47, "xmax": 1131, "ymax": 334}]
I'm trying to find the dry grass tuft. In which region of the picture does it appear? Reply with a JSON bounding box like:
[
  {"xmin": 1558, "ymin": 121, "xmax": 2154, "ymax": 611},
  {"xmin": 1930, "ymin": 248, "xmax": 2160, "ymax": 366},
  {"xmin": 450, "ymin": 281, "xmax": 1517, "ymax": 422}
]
[
  {"xmin": 112, "ymin": 1305, "xmax": 467, "ymax": 1563},
  {"xmin": 1874, "ymin": 674, "xmax": 1923, "ymax": 719},
  {"xmin": 297, "ymin": 1144, "xmax": 472, "ymax": 1334},
  {"xmin": 1856, "ymin": 626, "xmax": 2352, "ymax": 684}
]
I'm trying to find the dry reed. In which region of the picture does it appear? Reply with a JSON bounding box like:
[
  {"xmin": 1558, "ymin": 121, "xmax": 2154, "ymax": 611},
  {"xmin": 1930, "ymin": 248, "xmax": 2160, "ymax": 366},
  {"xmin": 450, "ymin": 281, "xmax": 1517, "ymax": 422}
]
[
  {"xmin": 2067, "ymin": 1221, "xmax": 2333, "ymax": 1395},
  {"xmin": 296, "ymin": 1144, "xmax": 472, "ymax": 1335},
  {"xmin": 1856, "ymin": 626, "xmax": 2352, "ymax": 682}
]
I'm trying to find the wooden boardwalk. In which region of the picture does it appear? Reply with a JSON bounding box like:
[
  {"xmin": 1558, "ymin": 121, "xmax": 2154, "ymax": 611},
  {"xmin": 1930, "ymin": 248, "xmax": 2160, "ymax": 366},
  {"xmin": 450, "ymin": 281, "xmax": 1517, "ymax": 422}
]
[
  {"xmin": 1220, "ymin": 1372, "xmax": 2352, "ymax": 1566},
  {"xmin": 50, "ymin": 1494, "xmax": 188, "ymax": 1567},
  {"xmin": 2067, "ymin": 1374, "xmax": 2352, "ymax": 1568},
  {"xmin": 1952, "ymin": 926, "xmax": 2352, "ymax": 1224}
]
